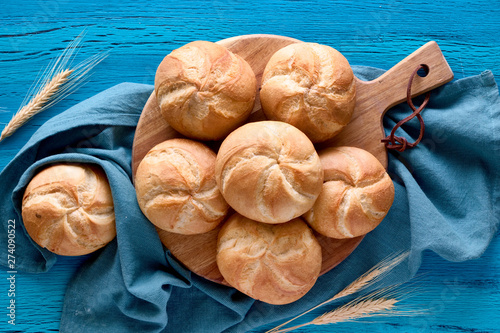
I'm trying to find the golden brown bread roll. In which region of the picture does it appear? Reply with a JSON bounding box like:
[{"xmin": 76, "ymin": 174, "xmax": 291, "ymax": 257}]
[
  {"xmin": 216, "ymin": 213, "xmax": 322, "ymax": 305},
  {"xmin": 260, "ymin": 42, "xmax": 356, "ymax": 143},
  {"xmin": 21, "ymin": 164, "xmax": 116, "ymax": 256},
  {"xmin": 155, "ymin": 40, "xmax": 257, "ymax": 141},
  {"xmin": 303, "ymin": 146, "xmax": 394, "ymax": 239},
  {"xmin": 135, "ymin": 138, "xmax": 229, "ymax": 234},
  {"xmin": 215, "ymin": 121, "xmax": 323, "ymax": 224}
]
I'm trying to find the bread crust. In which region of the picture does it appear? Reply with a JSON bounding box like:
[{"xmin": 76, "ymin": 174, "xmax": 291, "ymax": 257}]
[
  {"xmin": 135, "ymin": 138, "xmax": 229, "ymax": 234},
  {"xmin": 216, "ymin": 213, "xmax": 322, "ymax": 305},
  {"xmin": 260, "ymin": 42, "xmax": 356, "ymax": 143},
  {"xmin": 155, "ymin": 40, "xmax": 257, "ymax": 140},
  {"xmin": 21, "ymin": 164, "xmax": 116, "ymax": 256},
  {"xmin": 215, "ymin": 121, "xmax": 323, "ymax": 224},
  {"xmin": 303, "ymin": 146, "xmax": 395, "ymax": 238}
]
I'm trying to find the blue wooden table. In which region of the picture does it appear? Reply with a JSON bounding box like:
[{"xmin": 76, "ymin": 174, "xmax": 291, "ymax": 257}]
[{"xmin": 1, "ymin": 1, "xmax": 499, "ymax": 332}]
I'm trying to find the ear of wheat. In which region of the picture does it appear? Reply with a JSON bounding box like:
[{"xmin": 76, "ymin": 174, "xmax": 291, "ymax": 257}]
[
  {"xmin": 270, "ymin": 283, "xmax": 426, "ymax": 333},
  {"xmin": 267, "ymin": 251, "xmax": 410, "ymax": 333},
  {"xmin": 274, "ymin": 298, "xmax": 401, "ymax": 333},
  {"xmin": 0, "ymin": 32, "xmax": 107, "ymax": 143}
]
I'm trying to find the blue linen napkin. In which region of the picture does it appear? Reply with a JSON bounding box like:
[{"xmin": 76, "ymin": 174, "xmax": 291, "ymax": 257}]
[{"xmin": 0, "ymin": 66, "xmax": 498, "ymax": 332}]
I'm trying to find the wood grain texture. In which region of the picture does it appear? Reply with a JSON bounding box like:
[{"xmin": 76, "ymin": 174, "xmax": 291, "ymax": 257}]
[{"xmin": 0, "ymin": 0, "xmax": 499, "ymax": 332}]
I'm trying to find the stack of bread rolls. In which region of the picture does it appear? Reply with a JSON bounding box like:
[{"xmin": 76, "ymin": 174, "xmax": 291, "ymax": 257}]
[{"xmin": 135, "ymin": 40, "xmax": 395, "ymax": 305}]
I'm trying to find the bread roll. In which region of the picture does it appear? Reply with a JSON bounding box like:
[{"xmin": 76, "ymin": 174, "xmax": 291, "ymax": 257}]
[
  {"xmin": 215, "ymin": 121, "xmax": 323, "ymax": 224},
  {"xmin": 21, "ymin": 164, "xmax": 116, "ymax": 256},
  {"xmin": 155, "ymin": 40, "xmax": 257, "ymax": 140},
  {"xmin": 303, "ymin": 146, "xmax": 394, "ymax": 239},
  {"xmin": 135, "ymin": 138, "xmax": 229, "ymax": 234},
  {"xmin": 260, "ymin": 42, "xmax": 356, "ymax": 143},
  {"xmin": 216, "ymin": 213, "xmax": 322, "ymax": 305}
]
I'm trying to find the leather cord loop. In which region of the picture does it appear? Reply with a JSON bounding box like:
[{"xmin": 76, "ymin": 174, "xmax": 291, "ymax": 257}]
[{"xmin": 381, "ymin": 65, "xmax": 431, "ymax": 152}]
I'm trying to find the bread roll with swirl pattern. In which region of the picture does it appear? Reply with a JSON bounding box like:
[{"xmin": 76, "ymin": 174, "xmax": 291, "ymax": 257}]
[
  {"xmin": 135, "ymin": 138, "xmax": 229, "ymax": 234},
  {"xmin": 215, "ymin": 121, "xmax": 324, "ymax": 224},
  {"xmin": 260, "ymin": 42, "xmax": 356, "ymax": 143},
  {"xmin": 303, "ymin": 146, "xmax": 394, "ymax": 239},
  {"xmin": 155, "ymin": 40, "xmax": 257, "ymax": 140},
  {"xmin": 216, "ymin": 213, "xmax": 322, "ymax": 305},
  {"xmin": 21, "ymin": 164, "xmax": 116, "ymax": 256}
]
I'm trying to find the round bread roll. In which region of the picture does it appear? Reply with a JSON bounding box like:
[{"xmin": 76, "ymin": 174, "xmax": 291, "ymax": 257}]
[
  {"xmin": 135, "ymin": 138, "xmax": 229, "ymax": 234},
  {"xmin": 303, "ymin": 146, "xmax": 395, "ymax": 239},
  {"xmin": 260, "ymin": 42, "xmax": 356, "ymax": 143},
  {"xmin": 216, "ymin": 213, "xmax": 322, "ymax": 305},
  {"xmin": 215, "ymin": 121, "xmax": 324, "ymax": 224},
  {"xmin": 155, "ymin": 40, "xmax": 257, "ymax": 141},
  {"xmin": 21, "ymin": 164, "xmax": 116, "ymax": 256}
]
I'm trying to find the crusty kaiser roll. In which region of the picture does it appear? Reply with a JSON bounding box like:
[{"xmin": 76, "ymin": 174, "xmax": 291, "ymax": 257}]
[
  {"xmin": 155, "ymin": 40, "xmax": 257, "ymax": 141},
  {"xmin": 303, "ymin": 146, "xmax": 394, "ymax": 239},
  {"xmin": 260, "ymin": 42, "xmax": 356, "ymax": 143},
  {"xmin": 216, "ymin": 213, "xmax": 322, "ymax": 305},
  {"xmin": 135, "ymin": 138, "xmax": 229, "ymax": 234},
  {"xmin": 21, "ymin": 164, "xmax": 116, "ymax": 256},
  {"xmin": 215, "ymin": 121, "xmax": 323, "ymax": 224}
]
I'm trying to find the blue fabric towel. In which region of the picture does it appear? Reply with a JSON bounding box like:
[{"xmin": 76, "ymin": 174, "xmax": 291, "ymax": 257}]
[{"xmin": 0, "ymin": 66, "xmax": 499, "ymax": 332}]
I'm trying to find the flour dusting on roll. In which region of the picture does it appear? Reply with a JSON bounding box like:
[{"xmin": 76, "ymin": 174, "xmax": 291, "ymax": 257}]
[
  {"xmin": 215, "ymin": 121, "xmax": 323, "ymax": 224},
  {"xmin": 260, "ymin": 42, "xmax": 356, "ymax": 143},
  {"xmin": 155, "ymin": 40, "xmax": 257, "ymax": 140},
  {"xmin": 216, "ymin": 213, "xmax": 322, "ymax": 305},
  {"xmin": 303, "ymin": 146, "xmax": 394, "ymax": 239},
  {"xmin": 21, "ymin": 164, "xmax": 116, "ymax": 256},
  {"xmin": 135, "ymin": 138, "xmax": 229, "ymax": 234}
]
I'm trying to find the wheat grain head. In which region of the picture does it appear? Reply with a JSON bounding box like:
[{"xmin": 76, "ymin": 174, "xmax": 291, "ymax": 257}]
[
  {"xmin": 0, "ymin": 32, "xmax": 107, "ymax": 143},
  {"xmin": 267, "ymin": 251, "xmax": 410, "ymax": 333}
]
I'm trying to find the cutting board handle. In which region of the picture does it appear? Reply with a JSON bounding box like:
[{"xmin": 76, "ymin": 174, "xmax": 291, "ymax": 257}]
[
  {"xmin": 328, "ymin": 41, "xmax": 454, "ymax": 168},
  {"xmin": 357, "ymin": 41, "xmax": 454, "ymax": 112}
]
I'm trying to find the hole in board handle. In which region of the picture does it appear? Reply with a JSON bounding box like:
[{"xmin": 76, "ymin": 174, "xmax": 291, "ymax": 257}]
[{"xmin": 417, "ymin": 64, "xmax": 429, "ymax": 77}]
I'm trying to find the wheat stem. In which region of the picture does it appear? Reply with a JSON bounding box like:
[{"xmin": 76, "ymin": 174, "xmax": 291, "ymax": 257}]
[
  {"xmin": 270, "ymin": 284, "xmax": 427, "ymax": 333},
  {"xmin": 267, "ymin": 251, "xmax": 409, "ymax": 333},
  {"xmin": 0, "ymin": 32, "xmax": 107, "ymax": 143},
  {"xmin": 0, "ymin": 69, "xmax": 73, "ymax": 142},
  {"xmin": 333, "ymin": 250, "xmax": 409, "ymax": 299},
  {"xmin": 271, "ymin": 284, "xmax": 428, "ymax": 333},
  {"xmin": 315, "ymin": 298, "xmax": 398, "ymax": 324},
  {"xmin": 272, "ymin": 298, "xmax": 399, "ymax": 333}
]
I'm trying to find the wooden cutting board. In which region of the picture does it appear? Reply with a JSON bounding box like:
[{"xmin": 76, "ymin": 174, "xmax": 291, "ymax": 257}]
[{"xmin": 131, "ymin": 34, "xmax": 454, "ymax": 285}]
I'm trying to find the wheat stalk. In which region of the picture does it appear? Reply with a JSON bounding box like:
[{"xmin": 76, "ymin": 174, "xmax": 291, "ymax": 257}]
[
  {"xmin": 267, "ymin": 251, "xmax": 409, "ymax": 333},
  {"xmin": 271, "ymin": 285, "xmax": 426, "ymax": 333},
  {"xmin": 0, "ymin": 32, "xmax": 107, "ymax": 143},
  {"xmin": 274, "ymin": 298, "xmax": 399, "ymax": 333},
  {"xmin": 332, "ymin": 250, "xmax": 409, "ymax": 299},
  {"xmin": 313, "ymin": 297, "xmax": 398, "ymax": 324},
  {"xmin": 1, "ymin": 69, "xmax": 73, "ymax": 141}
]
